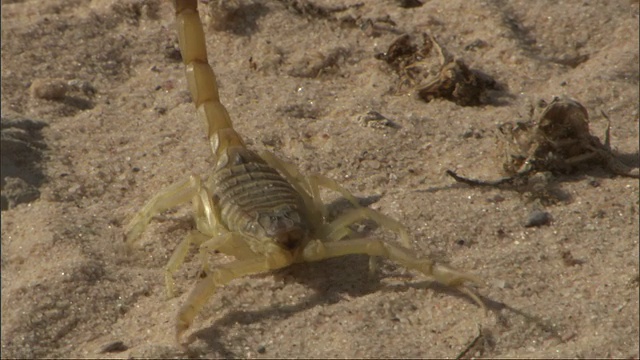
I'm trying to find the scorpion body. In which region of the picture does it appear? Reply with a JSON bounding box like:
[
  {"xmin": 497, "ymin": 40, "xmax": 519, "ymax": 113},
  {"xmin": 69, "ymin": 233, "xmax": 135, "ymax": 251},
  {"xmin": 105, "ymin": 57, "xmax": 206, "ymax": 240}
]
[
  {"xmin": 178, "ymin": 0, "xmax": 314, "ymax": 252},
  {"xmin": 126, "ymin": 0, "xmax": 484, "ymax": 343}
]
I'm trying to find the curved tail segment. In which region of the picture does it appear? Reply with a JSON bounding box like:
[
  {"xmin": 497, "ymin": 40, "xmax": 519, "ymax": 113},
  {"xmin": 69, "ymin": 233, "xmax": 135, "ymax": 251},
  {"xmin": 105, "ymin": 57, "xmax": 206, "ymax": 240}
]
[{"xmin": 173, "ymin": 0, "xmax": 246, "ymax": 163}]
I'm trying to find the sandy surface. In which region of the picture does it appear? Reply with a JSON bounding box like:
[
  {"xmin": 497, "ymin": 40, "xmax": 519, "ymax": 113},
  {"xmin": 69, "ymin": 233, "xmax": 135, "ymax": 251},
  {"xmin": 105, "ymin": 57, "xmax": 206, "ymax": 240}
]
[{"xmin": 2, "ymin": 0, "xmax": 639, "ymax": 358}]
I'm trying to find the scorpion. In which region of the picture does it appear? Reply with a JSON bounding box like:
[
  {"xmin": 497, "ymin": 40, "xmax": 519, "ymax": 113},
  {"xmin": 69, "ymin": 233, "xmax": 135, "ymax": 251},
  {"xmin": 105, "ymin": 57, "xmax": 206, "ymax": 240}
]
[{"xmin": 126, "ymin": 0, "xmax": 484, "ymax": 343}]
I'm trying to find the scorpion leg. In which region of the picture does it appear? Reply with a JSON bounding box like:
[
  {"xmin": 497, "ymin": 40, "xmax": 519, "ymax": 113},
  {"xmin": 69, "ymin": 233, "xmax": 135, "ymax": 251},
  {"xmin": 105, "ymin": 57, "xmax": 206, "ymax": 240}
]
[
  {"xmin": 165, "ymin": 181, "xmax": 258, "ymax": 297},
  {"xmin": 176, "ymin": 248, "xmax": 293, "ymax": 342},
  {"xmin": 302, "ymin": 238, "xmax": 485, "ymax": 310},
  {"xmin": 126, "ymin": 175, "xmax": 203, "ymax": 247},
  {"xmin": 166, "ymin": 230, "xmax": 258, "ymax": 299},
  {"xmin": 127, "ymin": 174, "xmax": 234, "ymax": 298},
  {"xmin": 259, "ymin": 150, "xmax": 362, "ymax": 214},
  {"xmin": 165, "ymin": 230, "xmax": 210, "ymax": 298},
  {"xmin": 319, "ymin": 207, "xmax": 411, "ymax": 247},
  {"xmin": 306, "ymin": 174, "xmax": 361, "ymax": 210},
  {"xmin": 135, "ymin": 179, "xmax": 218, "ymax": 297},
  {"xmin": 197, "ymin": 232, "xmax": 257, "ymax": 272},
  {"xmin": 318, "ymin": 207, "xmax": 412, "ymax": 277}
]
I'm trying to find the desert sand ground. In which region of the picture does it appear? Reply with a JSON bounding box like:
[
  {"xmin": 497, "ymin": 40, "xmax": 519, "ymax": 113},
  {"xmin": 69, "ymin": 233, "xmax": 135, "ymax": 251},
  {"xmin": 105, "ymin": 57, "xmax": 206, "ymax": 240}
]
[{"xmin": 2, "ymin": 0, "xmax": 639, "ymax": 358}]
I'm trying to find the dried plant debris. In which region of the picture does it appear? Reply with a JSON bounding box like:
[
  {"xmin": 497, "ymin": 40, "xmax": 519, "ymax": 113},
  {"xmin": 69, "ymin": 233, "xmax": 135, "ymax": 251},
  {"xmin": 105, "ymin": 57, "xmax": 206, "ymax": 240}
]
[
  {"xmin": 376, "ymin": 33, "xmax": 435, "ymax": 94},
  {"xmin": 417, "ymin": 58, "xmax": 499, "ymax": 106},
  {"xmin": 448, "ymin": 97, "xmax": 640, "ymax": 188},
  {"xmin": 376, "ymin": 33, "xmax": 499, "ymax": 106},
  {"xmin": 455, "ymin": 325, "xmax": 495, "ymax": 359},
  {"xmin": 376, "ymin": 33, "xmax": 433, "ymax": 74}
]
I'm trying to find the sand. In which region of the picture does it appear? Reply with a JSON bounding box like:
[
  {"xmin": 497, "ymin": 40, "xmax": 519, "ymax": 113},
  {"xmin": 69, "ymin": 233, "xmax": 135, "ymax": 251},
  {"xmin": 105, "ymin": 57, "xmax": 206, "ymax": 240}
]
[{"xmin": 2, "ymin": 0, "xmax": 638, "ymax": 358}]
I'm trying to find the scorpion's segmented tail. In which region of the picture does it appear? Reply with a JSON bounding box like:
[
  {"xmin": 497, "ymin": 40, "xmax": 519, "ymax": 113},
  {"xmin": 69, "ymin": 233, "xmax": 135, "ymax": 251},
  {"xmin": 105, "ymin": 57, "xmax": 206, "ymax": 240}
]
[{"xmin": 173, "ymin": 0, "xmax": 245, "ymax": 161}]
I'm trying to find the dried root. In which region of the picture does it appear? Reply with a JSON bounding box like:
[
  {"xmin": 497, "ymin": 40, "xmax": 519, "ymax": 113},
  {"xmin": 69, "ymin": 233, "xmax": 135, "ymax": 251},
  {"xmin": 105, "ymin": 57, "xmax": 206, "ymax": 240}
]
[{"xmin": 376, "ymin": 33, "xmax": 499, "ymax": 106}]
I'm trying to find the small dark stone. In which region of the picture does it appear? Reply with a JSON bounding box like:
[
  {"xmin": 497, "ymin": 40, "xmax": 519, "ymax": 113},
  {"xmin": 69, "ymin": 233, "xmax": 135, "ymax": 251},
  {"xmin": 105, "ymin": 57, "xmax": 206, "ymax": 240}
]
[
  {"xmin": 397, "ymin": 0, "xmax": 423, "ymax": 8},
  {"xmin": 99, "ymin": 340, "xmax": 128, "ymax": 353},
  {"xmin": 525, "ymin": 210, "xmax": 551, "ymax": 227},
  {"xmin": 588, "ymin": 178, "xmax": 601, "ymax": 187},
  {"xmin": 464, "ymin": 39, "xmax": 488, "ymax": 51},
  {"xmin": 462, "ymin": 129, "xmax": 475, "ymax": 138},
  {"xmin": 257, "ymin": 344, "xmax": 267, "ymax": 354},
  {"xmin": 561, "ymin": 250, "xmax": 585, "ymax": 266}
]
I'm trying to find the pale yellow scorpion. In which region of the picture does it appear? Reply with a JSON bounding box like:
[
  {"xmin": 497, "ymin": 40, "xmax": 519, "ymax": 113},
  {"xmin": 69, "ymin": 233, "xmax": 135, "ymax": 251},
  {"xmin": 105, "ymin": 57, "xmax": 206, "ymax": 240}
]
[{"xmin": 126, "ymin": 0, "xmax": 484, "ymax": 343}]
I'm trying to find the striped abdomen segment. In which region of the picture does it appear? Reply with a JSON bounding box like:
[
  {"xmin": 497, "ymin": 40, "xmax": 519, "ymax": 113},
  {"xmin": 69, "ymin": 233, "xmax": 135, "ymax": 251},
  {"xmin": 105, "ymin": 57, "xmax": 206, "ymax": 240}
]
[{"xmin": 211, "ymin": 149, "xmax": 310, "ymax": 243}]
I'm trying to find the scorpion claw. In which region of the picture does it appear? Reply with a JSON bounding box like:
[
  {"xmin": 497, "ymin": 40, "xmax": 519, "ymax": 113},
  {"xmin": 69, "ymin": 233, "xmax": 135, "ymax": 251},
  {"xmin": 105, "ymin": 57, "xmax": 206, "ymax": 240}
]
[{"xmin": 176, "ymin": 318, "xmax": 190, "ymax": 345}]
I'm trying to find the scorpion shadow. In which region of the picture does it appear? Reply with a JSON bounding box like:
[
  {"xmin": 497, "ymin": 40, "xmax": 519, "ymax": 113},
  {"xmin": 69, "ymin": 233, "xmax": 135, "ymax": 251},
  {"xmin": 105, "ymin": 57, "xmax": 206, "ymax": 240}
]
[
  {"xmin": 189, "ymin": 255, "xmax": 379, "ymax": 357},
  {"xmin": 189, "ymin": 254, "xmax": 494, "ymax": 357},
  {"xmin": 187, "ymin": 194, "xmax": 494, "ymax": 356}
]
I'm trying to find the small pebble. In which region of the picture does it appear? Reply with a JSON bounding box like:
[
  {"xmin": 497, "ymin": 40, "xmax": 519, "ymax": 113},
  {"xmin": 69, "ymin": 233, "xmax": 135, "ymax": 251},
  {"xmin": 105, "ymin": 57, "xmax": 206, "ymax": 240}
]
[
  {"xmin": 525, "ymin": 210, "xmax": 551, "ymax": 227},
  {"xmin": 99, "ymin": 340, "xmax": 128, "ymax": 353},
  {"xmin": 462, "ymin": 128, "xmax": 475, "ymax": 138},
  {"xmin": 487, "ymin": 194, "xmax": 505, "ymax": 203},
  {"xmin": 363, "ymin": 159, "xmax": 381, "ymax": 170},
  {"xmin": 68, "ymin": 79, "xmax": 96, "ymax": 95},
  {"xmin": 357, "ymin": 110, "xmax": 399, "ymax": 129},
  {"xmin": 30, "ymin": 78, "xmax": 68, "ymax": 100},
  {"xmin": 587, "ymin": 177, "xmax": 600, "ymax": 187},
  {"xmin": 493, "ymin": 279, "xmax": 508, "ymax": 289}
]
